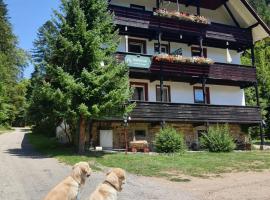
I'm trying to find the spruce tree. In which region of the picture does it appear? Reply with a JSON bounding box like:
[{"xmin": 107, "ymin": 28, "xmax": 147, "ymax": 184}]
[
  {"xmin": 29, "ymin": 0, "xmax": 132, "ymax": 152},
  {"xmin": 0, "ymin": 0, "xmax": 28, "ymax": 126}
]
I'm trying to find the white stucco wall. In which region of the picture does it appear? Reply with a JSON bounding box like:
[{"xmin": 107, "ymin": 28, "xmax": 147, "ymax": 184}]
[
  {"xmin": 118, "ymin": 36, "xmax": 242, "ymax": 64},
  {"xmin": 130, "ymin": 78, "xmax": 246, "ymax": 106},
  {"xmin": 110, "ymin": 0, "xmax": 235, "ymax": 25}
]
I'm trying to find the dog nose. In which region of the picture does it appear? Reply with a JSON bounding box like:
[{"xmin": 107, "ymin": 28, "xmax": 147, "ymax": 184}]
[{"xmin": 87, "ymin": 174, "xmax": 91, "ymax": 177}]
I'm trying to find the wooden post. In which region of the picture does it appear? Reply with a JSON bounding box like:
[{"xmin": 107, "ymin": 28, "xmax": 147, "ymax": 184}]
[
  {"xmin": 158, "ymin": 31, "xmax": 164, "ymax": 102},
  {"xmin": 202, "ymin": 77, "xmax": 206, "ymax": 104},
  {"xmin": 196, "ymin": 0, "xmax": 201, "ymax": 15},
  {"xmin": 199, "ymin": 36, "xmax": 203, "ymax": 57},
  {"xmin": 156, "ymin": 0, "xmax": 160, "ymax": 9},
  {"xmin": 78, "ymin": 116, "xmax": 86, "ymax": 154},
  {"xmin": 252, "ymin": 45, "xmax": 264, "ymax": 150},
  {"xmin": 124, "ymin": 125, "xmax": 128, "ymax": 154}
]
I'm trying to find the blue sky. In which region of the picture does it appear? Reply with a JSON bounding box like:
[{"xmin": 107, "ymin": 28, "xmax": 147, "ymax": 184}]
[{"xmin": 7, "ymin": 0, "xmax": 60, "ymax": 78}]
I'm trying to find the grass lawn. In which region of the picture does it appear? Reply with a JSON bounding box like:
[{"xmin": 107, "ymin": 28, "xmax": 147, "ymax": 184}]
[{"xmin": 28, "ymin": 133, "xmax": 270, "ymax": 179}]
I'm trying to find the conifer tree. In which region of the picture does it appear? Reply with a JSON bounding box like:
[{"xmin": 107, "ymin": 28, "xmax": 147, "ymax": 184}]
[
  {"xmin": 29, "ymin": 0, "xmax": 132, "ymax": 152},
  {"xmin": 0, "ymin": 0, "xmax": 28, "ymax": 126}
]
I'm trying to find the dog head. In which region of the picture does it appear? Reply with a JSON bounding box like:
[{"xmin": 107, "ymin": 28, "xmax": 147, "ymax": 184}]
[
  {"xmin": 105, "ymin": 168, "xmax": 126, "ymax": 191},
  {"xmin": 71, "ymin": 162, "xmax": 92, "ymax": 185}
]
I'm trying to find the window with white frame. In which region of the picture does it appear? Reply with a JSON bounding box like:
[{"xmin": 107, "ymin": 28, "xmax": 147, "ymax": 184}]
[
  {"xmin": 128, "ymin": 39, "xmax": 146, "ymax": 54},
  {"xmin": 130, "ymin": 82, "xmax": 148, "ymax": 101},
  {"xmin": 156, "ymin": 85, "xmax": 171, "ymax": 102}
]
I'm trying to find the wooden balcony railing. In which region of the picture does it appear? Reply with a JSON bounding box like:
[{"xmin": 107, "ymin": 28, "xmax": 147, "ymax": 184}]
[
  {"xmin": 109, "ymin": 5, "xmax": 253, "ymax": 49},
  {"xmin": 150, "ymin": 60, "xmax": 257, "ymax": 83},
  {"xmin": 130, "ymin": 101, "xmax": 261, "ymax": 124},
  {"xmin": 116, "ymin": 52, "xmax": 257, "ymax": 85}
]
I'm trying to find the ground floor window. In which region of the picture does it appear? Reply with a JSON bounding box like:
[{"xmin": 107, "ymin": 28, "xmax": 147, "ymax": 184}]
[{"xmin": 134, "ymin": 129, "xmax": 147, "ymax": 141}]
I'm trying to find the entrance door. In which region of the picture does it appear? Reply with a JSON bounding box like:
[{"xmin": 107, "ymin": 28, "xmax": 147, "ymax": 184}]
[{"xmin": 100, "ymin": 130, "xmax": 113, "ymax": 149}]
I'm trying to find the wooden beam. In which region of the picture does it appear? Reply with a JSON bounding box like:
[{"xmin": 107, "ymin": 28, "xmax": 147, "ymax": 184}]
[
  {"xmin": 224, "ymin": 2, "xmax": 240, "ymax": 27},
  {"xmin": 196, "ymin": 0, "xmax": 201, "ymax": 15},
  {"xmin": 249, "ymin": 22, "xmax": 259, "ymax": 29}
]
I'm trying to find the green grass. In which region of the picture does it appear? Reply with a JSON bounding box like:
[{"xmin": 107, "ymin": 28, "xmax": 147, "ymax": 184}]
[{"xmin": 28, "ymin": 133, "xmax": 270, "ymax": 178}]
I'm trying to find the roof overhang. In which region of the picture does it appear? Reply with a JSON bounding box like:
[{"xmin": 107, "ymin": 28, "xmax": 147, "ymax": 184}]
[
  {"xmin": 226, "ymin": 0, "xmax": 270, "ymax": 43},
  {"xmin": 163, "ymin": 0, "xmax": 269, "ymax": 43}
]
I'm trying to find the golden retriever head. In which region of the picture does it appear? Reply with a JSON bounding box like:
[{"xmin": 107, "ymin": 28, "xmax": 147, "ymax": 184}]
[
  {"xmin": 105, "ymin": 168, "xmax": 126, "ymax": 192},
  {"xmin": 71, "ymin": 162, "xmax": 92, "ymax": 185}
]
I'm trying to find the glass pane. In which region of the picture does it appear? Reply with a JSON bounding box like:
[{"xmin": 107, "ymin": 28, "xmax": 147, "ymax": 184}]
[
  {"xmin": 156, "ymin": 86, "xmax": 169, "ymax": 102},
  {"xmin": 194, "ymin": 89, "xmax": 204, "ymax": 103},
  {"xmin": 135, "ymin": 130, "xmax": 146, "ymax": 140},
  {"xmin": 129, "ymin": 42, "xmax": 143, "ymax": 54},
  {"xmin": 132, "ymin": 86, "xmax": 145, "ymax": 101}
]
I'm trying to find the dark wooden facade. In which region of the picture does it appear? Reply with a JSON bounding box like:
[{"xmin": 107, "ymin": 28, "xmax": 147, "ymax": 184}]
[
  {"xmin": 130, "ymin": 101, "xmax": 261, "ymax": 124},
  {"xmin": 109, "ymin": 5, "xmax": 253, "ymax": 50}
]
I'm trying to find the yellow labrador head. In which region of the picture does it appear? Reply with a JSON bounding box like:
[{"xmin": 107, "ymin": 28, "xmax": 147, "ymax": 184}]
[
  {"xmin": 71, "ymin": 162, "xmax": 92, "ymax": 185},
  {"xmin": 106, "ymin": 168, "xmax": 126, "ymax": 191}
]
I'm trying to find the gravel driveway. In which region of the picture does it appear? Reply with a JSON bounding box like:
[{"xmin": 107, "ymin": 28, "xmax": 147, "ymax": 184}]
[{"xmin": 0, "ymin": 128, "xmax": 196, "ymax": 200}]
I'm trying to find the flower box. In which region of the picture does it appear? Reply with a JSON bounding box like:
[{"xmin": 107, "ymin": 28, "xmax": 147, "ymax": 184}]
[
  {"xmin": 154, "ymin": 9, "xmax": 210, "ymax": 25},
  {"xmin": 153, "ymin": 54, "xmax": 214, "ymax": 65}
]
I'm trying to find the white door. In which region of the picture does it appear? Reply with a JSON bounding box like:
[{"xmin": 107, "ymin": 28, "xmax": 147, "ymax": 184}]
[{"xmin": 100, "ymin": 130, "xmax": 113, "ymax": 149}]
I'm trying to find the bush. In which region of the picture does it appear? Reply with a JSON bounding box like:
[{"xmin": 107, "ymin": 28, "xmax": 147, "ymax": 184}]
[
  {"xmin": 154, "ymin": 125, "xmax": 186, "ymax": 153},
  {"xmin": 200, "ymin": 124, "xmax": 236, "ymax": 152}
]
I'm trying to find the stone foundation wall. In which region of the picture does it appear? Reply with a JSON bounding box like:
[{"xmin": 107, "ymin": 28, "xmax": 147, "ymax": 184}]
[{"xmin": 89, "ymin": 121, "xmax": 248, "ymax": 150}]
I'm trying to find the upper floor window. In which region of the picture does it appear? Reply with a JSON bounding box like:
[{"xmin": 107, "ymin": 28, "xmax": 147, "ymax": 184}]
[
  {"xmin": 128, "ymin": 39, "xmax": 146, "ymax": 54},
  {"xmin": 154, "ymin": 43, "xmax": 169, "ymax": 54},
  {"xmin": 130, "ymin": 4, "xmax": 145, "ymax": 11},
  {"xmin": 156, "ymin": 85, "xmax": 171, "ymax": 102},
  {"xmin": 193, "ymin": 86, "xmax": 210, "ymax": 104},
  {"xmin": 191, "ymin": 46, "xmax": 207, "ymax": 58},
  {"xmin": 130, "ymin": 82, "xmax": 148, "ymax": 101}
]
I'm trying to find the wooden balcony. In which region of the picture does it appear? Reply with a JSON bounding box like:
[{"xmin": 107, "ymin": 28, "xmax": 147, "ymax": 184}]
[
  {"xmin": 109, "ymin": 5, "xmax": 252, "ymax": 50},
  {"xmin": 116, "ymin": 52, "xmax": 257, "ymax": 87},
  {"xmin": 130, "ymin": 101, "xmax": 261, "ymax": 124},
  {"xmin": 150, "ymin": 60, "xmax": 257, "ymax": 85}
]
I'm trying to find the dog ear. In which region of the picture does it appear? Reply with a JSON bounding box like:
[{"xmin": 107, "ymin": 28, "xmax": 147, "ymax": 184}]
[
  {"xmin": 71, "ymin": 164, "xmax": 83, "ymax": 185},
  {"xmin": 106, "ymin": 172, "xmax": 121, "ymax": 191}
]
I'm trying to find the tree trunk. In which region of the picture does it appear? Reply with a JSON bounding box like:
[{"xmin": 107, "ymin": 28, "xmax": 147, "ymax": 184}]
[{"xmin": 78, "ymin": 116, "xmax": 86, "ymax": 154}]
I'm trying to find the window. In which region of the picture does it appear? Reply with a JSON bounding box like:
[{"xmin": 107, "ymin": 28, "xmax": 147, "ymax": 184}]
[
  {"xmin": 191, "ymin": 46, "xmax": 207, "ymax": 57},
  {"xmin": 154, "ymin": 43, "xmax": 169, "ymax": 54},
  {"xmin": 134, "ymin": 130, "xmax": 146, "ymax": 140},
  {"xmin": 128, "ymin": 39, "xmax": 146, "ymax": 54},
  {"xmin": 156, "ymin": 85, "xmax": 171, "ymax": 102},
  {"xmin": 130, "ymin": 82, "xmax": 148, "ymax": 101},
  {"xmin": 130, "ymin": 4, "xmax": 145, "ymax": 11},
  {"xmin": 193, "ymin": 86, "xmax": 210, "ymax": 104}
]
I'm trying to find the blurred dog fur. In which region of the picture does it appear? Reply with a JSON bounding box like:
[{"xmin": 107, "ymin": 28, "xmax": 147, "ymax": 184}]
[
  {"xmin": 43, "ymin": 162, "xmax": 91, "ymax": 200},
  {"xmin": 89, "ymin": 168, "xmax": 126, "ymax": 200}
]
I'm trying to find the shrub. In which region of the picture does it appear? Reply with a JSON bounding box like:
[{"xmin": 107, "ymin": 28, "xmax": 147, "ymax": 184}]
[
  {"xmin": 200, "ymin": 124, "xmax": 236, "ymax": 152},
  {"xmin": 154, "ymin": 125, "xmax": 186, "ymax": 153}
]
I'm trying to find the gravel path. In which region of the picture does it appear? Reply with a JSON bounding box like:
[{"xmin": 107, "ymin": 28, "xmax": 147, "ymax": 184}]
[{"xmin": 0, "ymin": 128, "xmax": 196, "ymax": 200}]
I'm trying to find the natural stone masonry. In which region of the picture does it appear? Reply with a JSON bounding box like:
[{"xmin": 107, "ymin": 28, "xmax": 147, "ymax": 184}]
[{"xmin": 90, "ymin": 122, "xmax": 248, "ymax": 150}]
